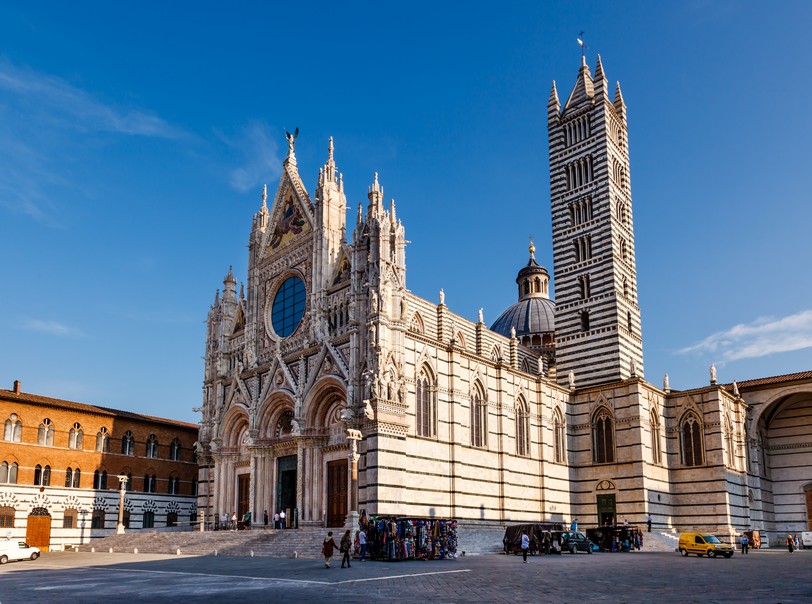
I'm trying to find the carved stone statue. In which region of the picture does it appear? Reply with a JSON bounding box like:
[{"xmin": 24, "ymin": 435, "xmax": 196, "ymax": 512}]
[
  {"xmin": 710, "ymin": 363, "xmax": 717, "ymax": 384},
  {"xmin": 630, "ymin": 357, "xmax": 637, "ymax": 378},
  {"xmin": 290, "ymin": 418, "xmax": 301, "ymax": 437},
  {"xmin": 510, "ymin": 326, "xmax": 516, "ymax": 339},
  {"xmin": 364, "ymin": 399, "xmax": 374, "ymax": 420},
  {"xmin": 285, "ymin": 127, "xmax": 299, "ymax": 155},
  {"xmin": 538, "ymin": 356, "xmax": 545, "ymax": 375},
  {"xmin": 439, "ymin": 288, "xmax": 445, "ymax": 305},
  {"xmin": 733, "ymin": 380, "xmax": 740, "ymax": 397},
  {"xmin": 340, "ymin": 407, "xmax": 353, "ymax": 422},
  {"xmin": 370, "ymin": 291, "xmax": 378, "ymax": 313},
  {"xmin": 400, "ymin": 296, "xmax": 408, "ymax": 319},
  {"xmin": 568, "ymin": 371, "xmax": 575, "ymax": 389},
  {"xmin": 398, "ymin": 380, "xmax": 407, "ymax": 405},
  {"xmin": 663, "ymin": 373, "xmax": 670, "ymax": 392},
  {"xmin": 478, "ymin": 308, "xmax": 484, "ymax": 324}
]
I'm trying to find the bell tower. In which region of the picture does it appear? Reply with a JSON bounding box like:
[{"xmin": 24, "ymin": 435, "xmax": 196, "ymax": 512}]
[{"xmin": 547, "ymin": 55, "xmax": 643, "ymax": 387}]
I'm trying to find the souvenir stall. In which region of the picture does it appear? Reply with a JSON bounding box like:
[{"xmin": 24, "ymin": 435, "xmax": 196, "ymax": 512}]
[{"xmin": 355, "ymin": 511, "xmax": 458, "ymax": 561}]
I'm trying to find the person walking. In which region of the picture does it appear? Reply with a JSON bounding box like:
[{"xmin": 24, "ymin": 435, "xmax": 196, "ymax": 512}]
[
  {"xmin": 520, "ymin": 529, "xmax": 530, "ymax": 563},
  {"xmin": 741, "ymin": 533, "xmax": 749, "ymax": 555},
  {"xmin": 646, "ymin": 513, "xmax": 652, "ymax": 533},
  {"xmin": 231, "ymin": 512, "xmax": 237, "ymax": 531},
  {"xmin": 794, "ymin": 534, "xmax": 800, "ymax": 550},
  {"xmin": 787, "ymin": 533, "xmax": 795, "ymax": 553},
  {"xmin": 322, "ymin": 531, "xmax": 339, "ymax": 568},
  {"xmin": 340, "ymin": 529, "xmax": 352, "ymax": 568},
  {"xmin": 358, "ymin": 528, "xmax": 367, "ymax": 562}
]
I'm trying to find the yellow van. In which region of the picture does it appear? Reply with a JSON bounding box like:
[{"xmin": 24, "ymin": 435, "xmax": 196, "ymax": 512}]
[{"xmin": 678, "ymin": 533, "xmax": 734, "ymax": 558}]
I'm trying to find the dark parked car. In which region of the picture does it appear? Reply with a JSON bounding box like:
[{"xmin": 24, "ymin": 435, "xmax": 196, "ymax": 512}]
[{"xmin": 560, "ymin": 531, "xmax": 594, "ymax": 554}]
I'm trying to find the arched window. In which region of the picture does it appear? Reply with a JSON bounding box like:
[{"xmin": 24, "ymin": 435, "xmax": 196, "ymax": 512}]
[
  {"xmin": 680, "ymin": 413, "xmax": 704, "ymax": 466},
  {"xmin": 0, "ymin": 506, "xmax": 14, "ymax": 528},
  {"xmin": 650, "ymin": 408, "xmax": 661, "ymax": 465},
  {"xmin": 170, "ymin": 438, "xmax": 181, "ymax": 461},
  {"xmin": 126, "ymin": 472, "xmax": 133, "ymax": 491},
  {"xmin": 168, "ymin": 475, "xmax": 179, "ymax": 495},
  {"xmin": 93, "ymin": 469, "xmax": 108, "ymax": 490},
  {"xmin": 1, "ymin": 461, "xmax": 18, "ymax": 484},
  {"xmin": 592, "ymin": 408, "xmax": 615, "ymax": 463},
  {"xmin": 627, "ymin": 311, "xmax": 633, "ymax": 333},
  {"xmin": 415, "ymin": 369, "xmax": 436, "ymax": 438},
  {"xmin": 470, "ymin": 384, "xmax": 487, "ymax": 448},
  {"xmin": 4, "ymin": 416, "xmax": 22, "ymax": 442},
  {"xmin": 144, "ymin": 474, "xmax": 156, "ymax": 493},
  {"xmin": 554, "ymin": 408, "xmax": 565, "ymax": 463},
  {"xmin": 516, "ymin": 399, "xmax": 529, "ymax": 457},
  {"xmin": 34, "ymin": 464, "xmax": 51, "ymax": 486},
  {"xmin": 38, "ymin": 419, "xmax": 54, "ymax": 446},
  {"xmin": 69, "ymin": 423, "xmax": 83, "ymax": 450},
  {"xmin": 96, "ymin": 427, "xmax": 109, "ymax": 452},
  {"xmin": 142, "ymin": 511, "xmax": 154, "ymax": 529},
  {"xmin": 146, "ymin": 434, "xmax": 159, "ymax": 458},
  {"xmin": 73, "ymin": 468, "xmax": 80, "ymax": 488},
  {"xmin": 121, "ymin": 431, "xmax": 135, "ymax": 456},
  {"xmin": 725, "ymin": 415, "xmax": 736, "ymax": 469},
  {"xmin": 65, "ymin": 467, "xmax": 73, "ymax": 488}
]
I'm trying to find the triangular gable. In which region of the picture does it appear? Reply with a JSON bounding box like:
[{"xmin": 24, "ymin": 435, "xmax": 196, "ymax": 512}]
[
  {"xmin": 262, "ymin": 168, "xmax": 314, "ymax": 256},
  {"xmin": 231, "ymin": 304, "xmax": 246, "ymax": 335},
  {"xmin": 332, "ymin": 248, "xmax": 351, "ymax": 286}
]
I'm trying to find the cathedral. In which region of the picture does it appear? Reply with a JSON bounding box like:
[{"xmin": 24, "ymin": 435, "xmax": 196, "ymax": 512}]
[{"xmin": 198, "ymin": 55, "xmax": 812, "ymax": 545}]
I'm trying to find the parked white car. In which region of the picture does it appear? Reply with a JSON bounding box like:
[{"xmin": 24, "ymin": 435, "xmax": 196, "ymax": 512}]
[
  {"xmin": 802, "ymin": 532, "xmax": 812, "ymax": 549},
  {"xmin": 0, "ymin": 540, "xmax": 41, "ymax": 564}
]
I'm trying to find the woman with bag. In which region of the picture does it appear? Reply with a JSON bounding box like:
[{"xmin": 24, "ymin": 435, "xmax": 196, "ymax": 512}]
[
  {"xmin": 322, "ymin": 531, "xmax": 339, "ymax": 568},
  {"xmin": 340, "ymin": 529, "xmax": 352, "ymax": 568}
]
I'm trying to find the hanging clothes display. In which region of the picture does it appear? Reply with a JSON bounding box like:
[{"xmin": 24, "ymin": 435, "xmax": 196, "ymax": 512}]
[{"xmin": 357, "ymin": 514, "xmax": 458, "ymax": 561}]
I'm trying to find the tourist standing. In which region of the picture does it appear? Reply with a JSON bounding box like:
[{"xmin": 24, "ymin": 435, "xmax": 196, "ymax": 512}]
[
  {"xmin": 520, "ymin": 529, "xmax": 530, "ymax": 563},
  {"xmin": 263, "ymin": 510, "xmax": 269, "ymax": 526},
  {"xmin": 787, "ymin": 534, "xmax": 794, "ymax": 553},
  {"xmin": 322, "ymin": 531, "xmax": 339, "ymax": 568},
  {"xmin": 794, "ymin": 534, "xmax": 800, "ymax": 550},
  {"xmin": 279, "ymin": 510, "xmax": 286, "ymax": 529},
  {"xmin": 571, "ymin": 518, "xmax": 578, "ymax": 532},
  {"xmin": 741, "ymin": 533, "xmax": 749, "ymax": 554},
  {"xmin": 340, "ymin": 529, "xmax": 352, "ymax": 568},
  {"xmin": 646, "ymin": 513, "xmax": 652, "ymax": 532},
  {"xmin": 231, "ymin": 512, "xmax": 237, "ymax": 531},
  {"xmin": 273, "ymin": 512, "xmax": 280, "ymax": 528},
  {"xmin": 358, "ymin": 528, "xmax": 367, "ymax": 562}
]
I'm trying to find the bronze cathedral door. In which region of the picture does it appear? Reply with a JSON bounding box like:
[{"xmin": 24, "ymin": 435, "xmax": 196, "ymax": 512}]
[
  {"xmin": 237, "ymin": 474, "xmax": 250, "ymax": 523},
  {"xmin": 327, "ymin": 460, "xmax": 347, "ymax": 527}
]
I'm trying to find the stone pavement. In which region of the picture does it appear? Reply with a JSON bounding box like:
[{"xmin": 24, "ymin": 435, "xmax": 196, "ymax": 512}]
[{"xmin": 0, "ymin": 548, "xmax": 809, "ymax": 603}]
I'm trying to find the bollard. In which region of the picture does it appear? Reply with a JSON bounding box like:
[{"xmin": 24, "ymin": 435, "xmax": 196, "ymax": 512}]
[
  {"xmin": 134, "ymin": 548, "xmax": 138, "ymax": 554},
  {"xmin": 91, "ymin": 547, "xmax": 95, "ymax": 553},
  {"xmin": 109, "ymin": 547, "xmax": 113, "ymax": 554},
  {"xmin": 214, "ymin": 549, "xmax": 218, "ymax": 556},
  {"xmin": 176, "ymin": 548, "xmax": 181, "ymax": 556},
  {"xmin": 251, "ymin": 550, "xmax": 254, "ymax": 557}
]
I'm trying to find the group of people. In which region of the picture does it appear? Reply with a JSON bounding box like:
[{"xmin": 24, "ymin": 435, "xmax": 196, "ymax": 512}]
[
  {"xmin": 786, "ymin": 533, "xmax": 802, "ymax": 553},
  {"xmin": 322, "ymin": 528, "xmax": 367, "ymax": 568}
]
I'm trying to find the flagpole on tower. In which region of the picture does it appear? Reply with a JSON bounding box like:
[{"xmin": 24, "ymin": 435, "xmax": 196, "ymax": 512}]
[{"xmin": 577, "ymin": 31, "xmax": 587, "ymax": 59}]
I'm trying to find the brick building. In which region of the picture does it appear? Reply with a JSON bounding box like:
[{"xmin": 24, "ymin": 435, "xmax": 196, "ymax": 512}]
[{"xmin": 0, "ymin": 380, "xmax": 198, "ymax": 550}]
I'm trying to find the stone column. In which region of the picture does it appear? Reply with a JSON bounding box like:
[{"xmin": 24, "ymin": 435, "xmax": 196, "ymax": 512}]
[{"xmin": 345, "ymin": 429, "xmax": 362, "ymax": 531}]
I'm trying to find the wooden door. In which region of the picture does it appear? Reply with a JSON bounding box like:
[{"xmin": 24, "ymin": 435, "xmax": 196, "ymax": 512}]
[
  {"xmin": 327, "ymin": 460, "xmax": 347, "ymax": 527},
  {"xmin": 596, "ymin": 494, "xmax": 616, "ymax": 526},
  {"xmin": 26, "ymin": 511, "xmax": 51, "ymax": 551},
  {"xmin": 237, "ymin": 474, "xmax": 250, "ymax": 524}
]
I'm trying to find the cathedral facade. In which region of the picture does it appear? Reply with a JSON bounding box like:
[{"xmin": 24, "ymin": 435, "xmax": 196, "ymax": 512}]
[{"xmin": 198, "ymin": 56, "xmax": 812, "ymax": 545}]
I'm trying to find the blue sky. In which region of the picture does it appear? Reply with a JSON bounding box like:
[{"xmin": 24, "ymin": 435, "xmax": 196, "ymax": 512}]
[{"xmin": 1, "ymin": 2, "xmax": 810, "ymax": 423}]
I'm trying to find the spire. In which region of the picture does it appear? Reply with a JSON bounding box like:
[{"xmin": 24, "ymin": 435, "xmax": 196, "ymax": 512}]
[
  {"xmin": 367, "ymin": 172, "xmax": 384, "ymax": 216},
  {"xmin": 261, "ymin": 184, "xmax": 268, "ymax": 211},
  {"xmin": 563, "ymin": 57, "xmax": 595, "ymax": 112},
  {"xmin": 390, "ymin": 199, "xmax": 397, "ymax": 224},
  {"xmin": 548, "ymin": 80, "xmax": 560, "ymax": 111},
  {"xmin": 593, "ymin": 54, "xmax": 608, "ymax": 99},
  {"xmin": 224, "ymin": 265, "xmax": 237, "ymax": 287},
  {"xmin": 614, "ymin": 81, "xmax": 627, "ymax": 118}
]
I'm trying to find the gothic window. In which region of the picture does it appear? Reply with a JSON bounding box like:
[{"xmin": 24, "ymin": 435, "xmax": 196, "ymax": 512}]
[
  {"xmin": 271, "ymin": 275, "xmax": 306, "ymax": 338},
  {"xmin": 0, "ymin": 461, "xmax": 18, "ymax": 484},
  {"xmin": 63, "ymin": 509, "xmax": 78, "ymax": 529},
  {"xmin": 627, "ymin": 311, "xmax": 633, "ymax": 333},
  {"xmin": 581, "ymin": 310, "xmax": 590, "ymax": 332},
  {"xmin": 409, "ymin": 312, "xmax": 425, "ymax": 335},
  {"xmin": 34, "ymin": 464, "xmax": 51, "ymax": 486},
  {"xmin": 470, "ymin": 383, "xmax": 487, "ymax": 448},
  {"xmin": 516, "ymin": 398, "xmax": 530, "ymax": 457},
  {"xmin": 578, "ymin": 274, "xmax": 591, "ymax": 299},
  {"xmin": 170, "ymin": 438, "xmax": 181, "ymax": 461},
  {"xmin": 4, "ymin": 416, "xmax": 22, "ymax": 442},
  {"xmin": 146, "ymin": 434, "xmax": 159, "ymax": 458},
  {"xmin": 168, "ymin": 475, "xmax": 179, "ymax": 495},
  {"xmin": 554, "ymin": 408, "xmax": 565, "ymax": 463},
  {"xmin": 622, "ymin": 277, "xmax": 629, "ymax": 298},
  {"xmin": 415, "ymin": 368, "xmax": 436, "ymax": 438},
  {"xmin": 0, "ymin": 506, "xmax": 15, "ymax": 529},
  {"xmin": 96, "ymin": 427, "xmax": 109, "ymax": 452},
  {"xmin": 725, "ymin": 415, "xmax": 735, "ymax": 469},
  {"xmin": 650, "ymin": 408, "xmax": 662, "ymax": 465},
  {"xmin": 125, "ymin": 472, "xmax": 133, "ymax": 491},
  {"xmin": 619, "ymin": 238, "xmax": 628, "ymax": 262},
  {"xmin": 65, "ymin": 467, "xmax": 73, "ymax": 488},
  {"xmin": 38, "ymin": 418, "xmax": 54, "ymax": 446},
  {"xmin": 592, "ymin": 408, "xmax": 615, "ymax": 464},
  {"xmin": 121, "ymin": 431, "xmax": 135, "ymax": 456},
  {"xmin": 69, "ymin": 423, "xmax": 83, "ymax": 450},
  {"xmin": 144, "ymin": 474, "xmax": 157, "ymax": 493},
  {"xmin": 72, "ymin": 468, "xmax": 81, "ymax": 488},
  {"xmin": 680, "ymin": 413, "xmax": 704, "ymax": 467},
  {"xmin": 93, "ymin": 469, "xmax": 108, "ymax": 490}
]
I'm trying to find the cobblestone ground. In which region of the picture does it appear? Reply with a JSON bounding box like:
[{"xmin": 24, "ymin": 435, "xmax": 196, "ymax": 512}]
[{"xmin": 0, "ymin": 548, "xmax": 809, "ymax": 603}]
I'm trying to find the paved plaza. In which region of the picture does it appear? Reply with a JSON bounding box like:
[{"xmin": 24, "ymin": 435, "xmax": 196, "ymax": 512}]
[{"xmin": 0, "ymin": 549, "xmax": 809, "ymax": 603}]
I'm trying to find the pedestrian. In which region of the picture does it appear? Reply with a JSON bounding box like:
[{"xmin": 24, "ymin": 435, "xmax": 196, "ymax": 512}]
[
  {"xmin": 242, "ymin": 510, "xmax": 251, "ymax": 529},
  {"xmin": 231, "ymin": 512, "xmax": 237, "ymax": 531},
  {"xmin": 263, "ymin": 510, "xmax": 269, "ymax": 526},
  {"xmin": 571, "ymin": 518, "xmax": 578, "ymax": 532},
  {"xmin": 340, "ymin": 529, "xmax": 352, "ymax": 568},
  {"xmin": 520, "ymin": 529, "xmax": 530, "ymax": 563},
  {"xmin": 273, "ymin": 512, "xmax": 280, "ymax": 529},
  {"xmin": 358, "ymin": 528, "xmax": 367, "ymax": 562},
  {"xmin": 279, "ymin": 510, "xmax": 286, "ymax": 529},
  {"xmin": 794, "ymin": 534, "xmax": 800, "ymax": 550},
  {"xmin": 646, "ymin": 513, "xmax": 652, "ymax": 533},
  {"xmin": 542, "ymin": 530, "xmax": 551, "ymax": 555},
  {"xmin": 741, "ymin": 533, "xmax": 749, "ymax": 554},
  {"xmin": 322, "ymin": 531, "xmax": 339, "ymax": 568},
  {"xmin": 221, "ymin": 512, "xmax": 228, "ymax": 531},
  {"xmin": 787, "ymin": 533, "xmax": 794, "ymax": 553},
  {"xmin": 623, "ymin": 517, "xmax": 629, "ymax": 528}
]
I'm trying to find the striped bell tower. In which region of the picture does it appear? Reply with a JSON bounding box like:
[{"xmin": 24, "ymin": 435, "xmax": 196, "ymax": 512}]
[{"xmin": 547, "ymin": 54, "xmax": 643, "ymax": 388}]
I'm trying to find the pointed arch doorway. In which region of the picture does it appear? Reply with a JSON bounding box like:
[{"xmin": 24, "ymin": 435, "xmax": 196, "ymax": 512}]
[
  {"xmin": 276, "ymin": 455, "xmax": 297, "ymax": 526},
  {"xmin": 327, "ymin": 459, "xmax": 347, "ymax": 527}
]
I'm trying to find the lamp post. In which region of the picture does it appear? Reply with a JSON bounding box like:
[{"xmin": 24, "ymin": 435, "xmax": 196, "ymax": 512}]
[{"xmin": 117, "ymin": 474, "xmax": 128, "ymax": 534}]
